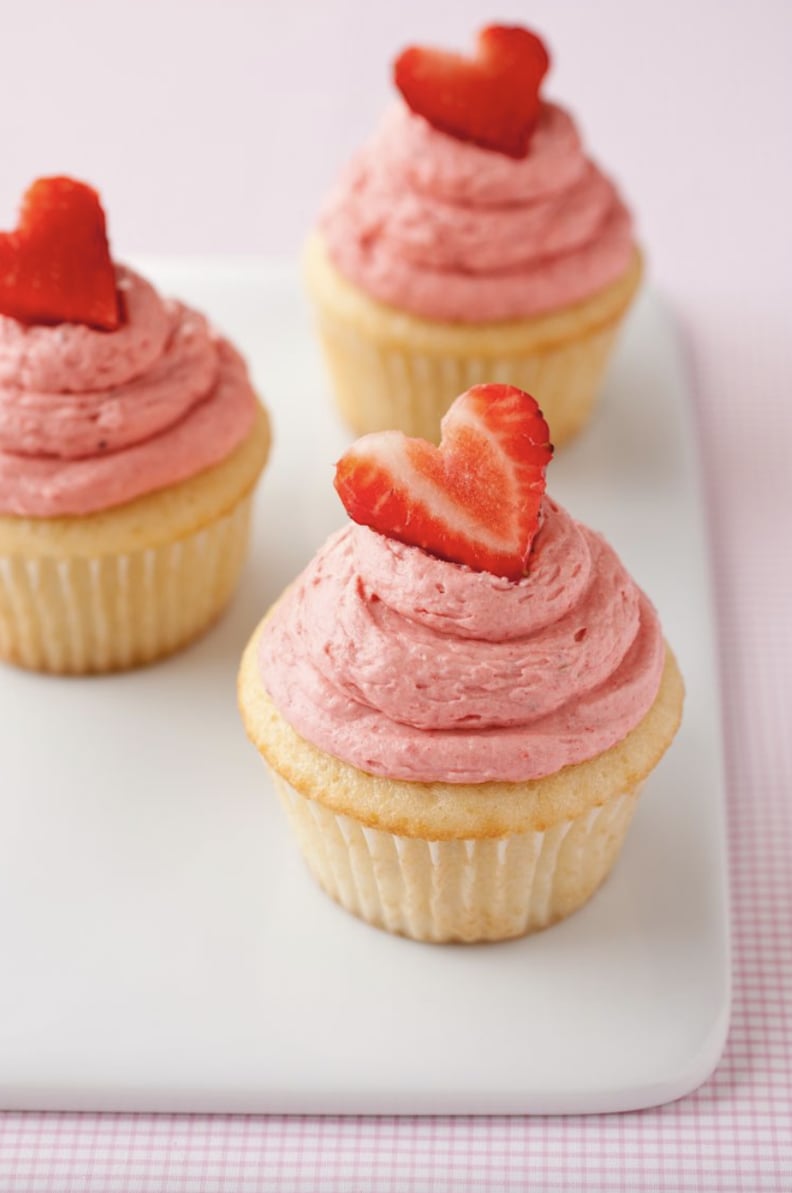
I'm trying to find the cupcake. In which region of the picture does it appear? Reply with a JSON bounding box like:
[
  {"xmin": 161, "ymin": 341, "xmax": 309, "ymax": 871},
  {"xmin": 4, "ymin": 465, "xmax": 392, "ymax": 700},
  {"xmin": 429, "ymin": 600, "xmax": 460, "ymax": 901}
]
[
  {"xmin": 0, "ymin": 176, "xmax": 270, "ymax": 674},
  {"xmin": 239, "ymin": 384, "xmax": 683, "ymax": 943},
  {"xmin": 305, "ymin": 24, "xmax": 642, "ymax": 446}
]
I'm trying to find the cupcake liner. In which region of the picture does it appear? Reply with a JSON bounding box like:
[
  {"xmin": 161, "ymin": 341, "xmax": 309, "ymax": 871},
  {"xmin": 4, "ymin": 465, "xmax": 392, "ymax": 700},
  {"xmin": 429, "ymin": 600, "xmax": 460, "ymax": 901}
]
[
  {"xmin": 304, "ymin": 233, "xmax": 643, "ymax": 446},
  {"xmin": 269, "ymin": 770, "xmax": 641, "ymax": 943},
  {"xmin": 0, "ymin": 493, "xmax": 254, "ymax": 674},
  {"xmin": 312, "ymin": 312, "xmax": 624, "ymax": 446}
]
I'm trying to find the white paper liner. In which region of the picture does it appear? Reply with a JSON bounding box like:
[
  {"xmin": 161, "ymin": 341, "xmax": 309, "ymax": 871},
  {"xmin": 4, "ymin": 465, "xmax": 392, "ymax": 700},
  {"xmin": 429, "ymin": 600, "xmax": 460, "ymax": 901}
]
[
  {"xmin": 311, "ymin": 296, "xmax": 622, "ymax": 446},
  {"xmin": 0, "ymin": 493, "xmax": 253, "ymax": 673},
  {"xmin": 269, "ymin": 770, "xmax": 642, "ymax": 943}
]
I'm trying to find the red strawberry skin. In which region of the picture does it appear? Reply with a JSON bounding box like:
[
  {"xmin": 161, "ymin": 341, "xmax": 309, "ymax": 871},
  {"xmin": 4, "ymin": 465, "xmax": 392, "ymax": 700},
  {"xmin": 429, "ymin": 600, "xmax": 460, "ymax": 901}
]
[
  {"xmin": 0, "ymin": 176, "xmax": 120, "ymax": 330},
  {"xmin": 394, "ymin": 25, "xmax": 550, "ymax": 159},
  {"xmin": 334, "ymin": 385, "xmax": 553, "ymax": 581}
]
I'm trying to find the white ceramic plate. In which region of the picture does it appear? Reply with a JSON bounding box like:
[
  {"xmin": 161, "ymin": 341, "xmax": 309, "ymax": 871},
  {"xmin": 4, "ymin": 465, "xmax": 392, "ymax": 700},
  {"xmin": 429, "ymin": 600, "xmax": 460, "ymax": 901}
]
[{"xmin": 0, "ymin": 262, "xmax": 730, "ymax": 1114}]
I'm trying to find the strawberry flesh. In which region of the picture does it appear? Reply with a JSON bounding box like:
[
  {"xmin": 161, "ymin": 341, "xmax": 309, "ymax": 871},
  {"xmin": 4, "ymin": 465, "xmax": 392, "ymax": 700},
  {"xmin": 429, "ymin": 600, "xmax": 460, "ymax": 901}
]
[
  {"xmin": 334, "ymin": 384, "xmax": 553, "ymax": 580},
  {"xmin": 394, "ymin": 25, "xmax": 550, "ymax": 158},
  {"xmin": 0, "ymin": 176, "xmax": 120, "ymax": 330}
]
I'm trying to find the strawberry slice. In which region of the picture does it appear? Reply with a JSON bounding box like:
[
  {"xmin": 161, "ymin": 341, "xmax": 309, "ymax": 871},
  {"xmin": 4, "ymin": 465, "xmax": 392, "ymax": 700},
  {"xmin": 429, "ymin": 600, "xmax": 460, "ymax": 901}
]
[
  {"xmin": 394, "ymin": 25, "xmax": 550, "ymax": 158},
  {"xmin": 334, "ymin": 385, "xmax": 553, "ymax": 580},
  {"xmin": 0, "ymin": 176, "xmax": 120, "ymax": 330}
]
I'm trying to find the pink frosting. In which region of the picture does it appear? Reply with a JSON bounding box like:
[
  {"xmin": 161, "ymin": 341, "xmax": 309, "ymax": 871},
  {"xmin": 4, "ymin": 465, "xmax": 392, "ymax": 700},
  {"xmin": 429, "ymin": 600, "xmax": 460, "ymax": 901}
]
[
  {"xmin": 0, "ymin": 266, "xmax": 258, "ymax": 517},
  {"xmin": 258, "ymin": 500, "xmax": 665, "ymax": 784},
  {"xmin": 319, "ymin": 102, "xmax": 635, "ymax": 323}
]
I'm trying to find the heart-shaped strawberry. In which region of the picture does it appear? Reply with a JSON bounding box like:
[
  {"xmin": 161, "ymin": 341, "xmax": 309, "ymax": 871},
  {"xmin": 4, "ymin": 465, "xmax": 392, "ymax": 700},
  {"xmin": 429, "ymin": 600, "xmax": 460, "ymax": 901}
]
[
  {"xmin": 0, "ymin": 176, "xmax": 120, "ymax": 330},
  {"xmin": 334, "ymin": 385, "xmax": 553, "ymax": 580},
  {"xmin": 394, "ymin": 25, "xmax": 550, "ymax": 159}
]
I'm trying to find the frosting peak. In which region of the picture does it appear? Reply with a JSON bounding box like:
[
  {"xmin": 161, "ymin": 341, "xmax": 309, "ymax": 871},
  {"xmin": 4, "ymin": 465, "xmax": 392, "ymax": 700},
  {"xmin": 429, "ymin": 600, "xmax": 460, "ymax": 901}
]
[
  {"xmin": 259, "ymin": 501, "xmax": 665, "ymax": 783},
  {"xmin": 320, "ymin": 102, "xmax": 634, "ymax": 323},
  {"xmin": 0, "ymin": 266, "xmax": 258, "ymax": 517}
]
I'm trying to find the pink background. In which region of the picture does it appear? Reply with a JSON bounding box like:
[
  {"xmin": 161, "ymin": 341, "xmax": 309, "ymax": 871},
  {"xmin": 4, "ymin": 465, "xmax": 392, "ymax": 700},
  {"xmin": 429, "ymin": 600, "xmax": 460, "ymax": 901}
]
[
  {"xmin": 1, "ymin": 1, "xmax": 791, "ymax": 1189},
  {"xmin": 0, "ymin": 0, "xmax": 785, "ymax": 299}
]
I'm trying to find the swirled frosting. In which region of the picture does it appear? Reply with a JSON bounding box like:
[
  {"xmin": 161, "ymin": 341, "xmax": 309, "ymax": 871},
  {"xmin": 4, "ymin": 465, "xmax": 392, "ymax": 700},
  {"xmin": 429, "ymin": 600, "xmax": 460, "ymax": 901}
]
[
  {"xmin": 0, "ymin": 266, "xmax": 258, "ymax": 517},
  {"xmin": 320, "ymin": 102, "xmax": 634, "ymax": 323},
  {"xmin": 259, "ymin": 500, "xmax": 665, "ymax": 783}
]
